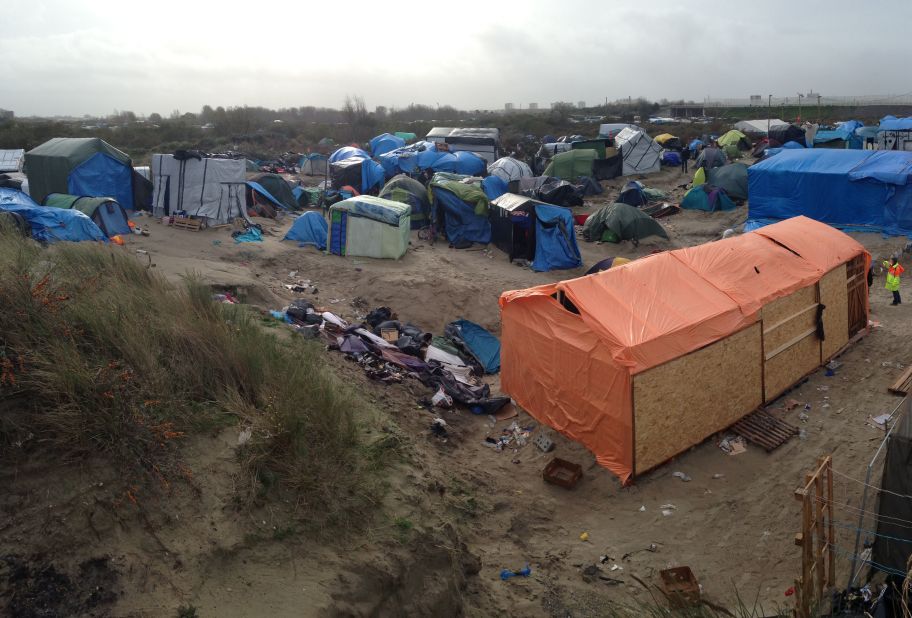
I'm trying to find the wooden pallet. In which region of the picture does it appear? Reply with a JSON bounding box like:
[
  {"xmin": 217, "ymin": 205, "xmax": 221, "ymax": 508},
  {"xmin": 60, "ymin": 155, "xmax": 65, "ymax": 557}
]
[
  {"xmin": 731, "ymin": 408, "xmax": 799, "ymax": 452},
  {"xmin": 889, "ymin": 366, "xmax": 912, "ymax": 396},
  {"xmin": 172, "ymin": 216, "xmax": 203, "ymax": 231}
]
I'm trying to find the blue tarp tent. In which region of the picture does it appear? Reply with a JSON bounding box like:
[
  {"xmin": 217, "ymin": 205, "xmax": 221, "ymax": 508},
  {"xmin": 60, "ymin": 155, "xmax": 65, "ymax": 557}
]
[
  {"xmin": 747, "ymin": 149, "xmax": 912, "ymax": 235},
  {"xmin": 0, "ymin": 187, "xmax": 107, "ymax": 242},
  {"xmin": 370, "ymin": 133, "xmax": 406, "ymax": 157},
  {"xmin": 451, "ymin": 151, "xmax": 486, "ymax": 176},
  {"xmin": 69, "ymin": 152, "xmax": 134, "ymax": 209},
  {"xmin": 283, "ymin": 211, "xmax": 328, "ymax": 249},
  {"xmin": 532, "ymin": 204, "xmax": 583, "ymax": 272},
  {"xmin": 448, "ymin": 319, "xmax": 501, "ymax": 374},
  {"xmin": 430, "ymin": 186, "xmax": 491, "ymax": 245},
  {"xmin": 814, "ymin": 121, "xmax": 864, "ymax": 149},
  {"xmin": 481, "ymin": 176, "xmax": 508, "ymax": 200},
  {"xmin": 879, "ymin": 116, "xmax": 912, "ymax": 132},
  {"xmin": 329, "ymin": 147, "xmax": 370, "ymax": 164},
  {"xmin": 246, "ymin": 181, "xmax": 288, "ymax": 210}
]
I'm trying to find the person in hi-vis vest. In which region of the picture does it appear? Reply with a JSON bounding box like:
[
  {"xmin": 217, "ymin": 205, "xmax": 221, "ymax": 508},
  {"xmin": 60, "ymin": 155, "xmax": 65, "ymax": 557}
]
[{"xmin": 884, "ymin": 257, "xmax": 905, "ymax": 306}]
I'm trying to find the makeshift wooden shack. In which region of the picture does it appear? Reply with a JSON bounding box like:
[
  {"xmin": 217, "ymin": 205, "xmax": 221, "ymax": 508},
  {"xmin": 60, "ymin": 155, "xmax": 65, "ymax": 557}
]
[{"xmin": 500, "ymin": 217, "xmax": 869, "ymax": 482}]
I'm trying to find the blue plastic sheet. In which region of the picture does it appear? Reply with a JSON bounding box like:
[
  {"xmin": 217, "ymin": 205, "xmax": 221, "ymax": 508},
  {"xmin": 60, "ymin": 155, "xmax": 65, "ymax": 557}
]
[
  {"xmin": 360, "ymin": 159, "xmax": 386, "ymax": 193},
  {"xmin": 234, "ymin": 227, "xmax": 263, "ymax": 243},
  {"xmin": 431, "ymin": 187, "xmax": 491, "ymax": 245},
  {"xmin": 0, "ymin": 187, "xmax": 106, "ymax": 242},
  {"xmin": 283, "ymin": 211, "xmax": 328, "ymax": 249},
  {"xmin": 748, "ymin": 149, "xmax": 912, "ymax": 235},
  {"xmin": 481, "ymin": 175, "xmax": 508, "ymax": 200},
  {"xmin": 452, "ymin": 151, "xmax": 486, "ymax": 176},
  {"xmin": 370, "ymin": 133, "xmax": 406, "ymax": 157},
  {"xmin": 246, "ymin": 181, "xmax": 288, "ymax": 210},
  {"xmin": 450, "ymin": 319, "xmax": 501, "ymax": 374},
  {"xmin": 329, "ymin": 147, "xmax": 370, "ymax": 163},
  {"xmin": 531, "ymin": 204, "xmax": 582, "ymax": 272},
  {"xmin": 68, "ymin": 152, "xmax": 134, "ymax": 209},
  {"xmin": 879, "ymin": 116, "xmax": 912, "ymax": 132}
]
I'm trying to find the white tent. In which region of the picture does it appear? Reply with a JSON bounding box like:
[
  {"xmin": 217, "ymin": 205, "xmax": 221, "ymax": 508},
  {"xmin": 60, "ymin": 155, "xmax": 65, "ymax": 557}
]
[
  {"xmin": 488, "ymin": 157, "xmax": 533, "ymax": 183},
  {"xmin": 615, "ymin": 128, "xmax": 662, "ymax": 175},
  {"xmin": 598, "ymin": 123, "xmax": 638, "ymax": 139},
  {"xmin": 734, "ymin": 119, "xmax": 788, "ymax": 135},
  {"xmin": 0, "ymin": 149, "xmax": 24, "ymax": 173},
  {"xmin": 151, "ymin": 154, "xmax": 247, "ymax": 224}
]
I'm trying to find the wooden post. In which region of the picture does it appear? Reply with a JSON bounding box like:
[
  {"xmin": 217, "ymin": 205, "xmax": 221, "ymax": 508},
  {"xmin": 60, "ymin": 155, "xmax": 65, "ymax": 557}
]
[{"xmin": 794, "ymin": 455, "xmax": 835, "ymax": 618}]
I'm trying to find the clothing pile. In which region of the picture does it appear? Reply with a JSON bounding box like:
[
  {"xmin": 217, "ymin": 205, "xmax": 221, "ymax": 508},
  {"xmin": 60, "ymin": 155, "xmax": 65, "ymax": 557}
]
[{"xmin": 272, "ymin": 302, "xmax": 509, "ymax": 413}]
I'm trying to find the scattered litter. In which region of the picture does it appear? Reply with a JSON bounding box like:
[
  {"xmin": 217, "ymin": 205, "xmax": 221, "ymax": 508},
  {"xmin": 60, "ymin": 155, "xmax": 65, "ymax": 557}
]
[
  {"xmin": 826, "ymin": 360, "xmax": 842, "ymax": 371},
  {"xmin": 237, "ymin": 427, "xmax": 252, "ymax": 446},
  {"xmin": 672, "ymin": 471, "xmax": 692, "ymax": 482},
  {"xmin": 622, "ymin": 543, "xmax": 658, "ymax": 561},
  {"xmin": 712, "ymin": 473, "xmax": 725, "ymax": 480},
  {"xmin": 661, "ymin": 504, "xmax": 677, "ymax": 517},
  {"xmin": 718, "ymin": 434, "xmax": 747, "ymax": 455},
  {"xmin": 610, "ymin": 564, "xmax": 623, "ymax": 571},
  {"xmin": 533, "ymin": 432, "xmax": 555, "ymax": 453},
  {"xmin": 431, "ymin": 387, "xmax": 453, "ymax": 409},
  {"xmin": 871, "ymin": 414, "xmax": 892, "ymax": 429},
  {"xmin": 289, "ymin": 271, "xmax": 297, "ymax": 278},
  {"xmin": 579, "ymin": 532, "xmax": 589, "ymax": 542},
  {"xmin": 431, "ymin": 417, "xmax": 448, "ymax": 438},
  {"xmin": 798, "ymin": 411, "xmax": 809, "ymax": 422},
  {"xmin": 639, "ymin": 505, "xmax": 646, "ymax": 512},
  {"xmin": 799, "ymin": 428, "xmax": 808, "ymax": 440},
  {"xmin": 500, "ymin": 565, "xmax": 531, "ymax": 581},
  {"xmin": 817, "ymin": 385, "xmax": 829, "ymax": 392},
  {"xmin": 784, "ymin": 399, "xmax": 802, "ymax": 411}
]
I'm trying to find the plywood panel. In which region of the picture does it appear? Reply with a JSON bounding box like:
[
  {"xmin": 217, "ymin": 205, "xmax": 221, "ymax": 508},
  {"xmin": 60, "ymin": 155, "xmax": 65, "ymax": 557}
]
[
  {"xmin": 633, "ymin": 323, "xmax": 763, "ymax": 475},
  {"xmin": 819, "ymin": 264, "xmax": 849, "ymax": 360},
  {"xmin": 764, "ymin": 334, "xmax": 821, "ymax": 401},
  {"xmin": 762, "ymin": 285, "xmax": 818, "ymax": 353}
]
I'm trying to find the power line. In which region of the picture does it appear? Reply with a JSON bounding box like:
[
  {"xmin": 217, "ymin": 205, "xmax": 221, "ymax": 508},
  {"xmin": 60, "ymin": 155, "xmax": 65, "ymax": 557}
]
[
  {"xmin": 832, "ymin": 468, "xmax": 912, "ymax": 502},
  {"xmin": 831, "ymin": 544, "xmax": 909, "ymax": 579}
]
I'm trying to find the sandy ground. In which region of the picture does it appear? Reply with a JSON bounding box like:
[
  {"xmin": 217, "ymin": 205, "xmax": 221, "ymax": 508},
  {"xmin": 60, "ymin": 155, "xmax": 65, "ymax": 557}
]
[{"xmin": 3, "ymin": 163, "xmax": 912, "ymax": 616}]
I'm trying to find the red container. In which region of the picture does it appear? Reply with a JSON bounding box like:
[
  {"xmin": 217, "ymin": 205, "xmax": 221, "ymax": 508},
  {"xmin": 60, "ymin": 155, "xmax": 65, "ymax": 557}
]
[{"xmin": 573, "ymin": 214, "xmax": 590, "ymax": 226}]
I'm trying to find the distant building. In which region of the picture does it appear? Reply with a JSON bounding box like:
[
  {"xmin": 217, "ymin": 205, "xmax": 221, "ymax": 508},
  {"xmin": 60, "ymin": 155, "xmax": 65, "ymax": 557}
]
[
  {"xmin": 0, "ymin": 109, "xmax": 13, "ymax": 121},
  {"xmin": 577, "ymin": 101, "xmax": 586, "ymax": 109},
  {"xmin": 669, "ymin": 103, "xmax": 705, "ymax": 118},
  {"xmin": 504, "ymin": 103, "xmax": 515, "ymax": 112},
  {"xmin": 529, "ymin": 102, "xmax": 538, "ymax": 110}
]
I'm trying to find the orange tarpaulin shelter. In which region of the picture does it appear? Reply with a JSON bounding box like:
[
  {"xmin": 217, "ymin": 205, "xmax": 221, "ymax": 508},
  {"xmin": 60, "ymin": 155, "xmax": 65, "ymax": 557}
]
[{"xmin": 500, "ymin": 217, "xmax": 870, "ymax": 483}]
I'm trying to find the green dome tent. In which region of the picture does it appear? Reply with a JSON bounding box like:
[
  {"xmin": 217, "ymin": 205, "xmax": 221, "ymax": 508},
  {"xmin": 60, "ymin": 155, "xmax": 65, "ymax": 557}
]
[
  {"xmin": 380, "ymin": 175, "xmax": 431, "ymax": 229},
  {"xmin": 707, "ymin": 163, "xmax": 749, "ymax": 201},
  {"xmin": 44, "ymin": 193, "xmax": 132, "ymax": 236},
  {"xmin": 581, "ymin": 203, "xmax": 669, "ymax": 243}
]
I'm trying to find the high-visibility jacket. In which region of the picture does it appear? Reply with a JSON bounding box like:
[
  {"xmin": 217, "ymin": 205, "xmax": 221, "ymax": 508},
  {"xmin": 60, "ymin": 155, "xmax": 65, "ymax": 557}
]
[{"xmin": 884, "ymin": 260, "xmax": 905, "ymax": 291}]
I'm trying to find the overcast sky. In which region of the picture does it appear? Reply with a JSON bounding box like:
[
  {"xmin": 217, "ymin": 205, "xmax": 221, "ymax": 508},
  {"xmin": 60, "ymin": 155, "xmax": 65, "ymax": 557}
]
[{"xmin": 3, "ymin": 0, "xmax": 910, "ymax": 117}]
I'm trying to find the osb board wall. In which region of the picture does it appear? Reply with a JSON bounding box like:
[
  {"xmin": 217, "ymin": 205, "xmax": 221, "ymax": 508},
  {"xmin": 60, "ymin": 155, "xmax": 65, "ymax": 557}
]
[
  {"xmin": 762, "ymin": 284, "xmax": 821, "ymax": 401},
  {"xmin": 819, "ymin": 264, "xmax": 849, "ymax": 361},
  {"xmin": 633, "ymin": 323, "xmax": 762, "ymax": 475}
]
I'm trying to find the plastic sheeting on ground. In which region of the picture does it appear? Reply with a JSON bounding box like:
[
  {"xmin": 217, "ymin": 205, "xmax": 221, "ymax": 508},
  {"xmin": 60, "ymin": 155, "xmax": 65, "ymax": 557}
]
[
  {"xmin": 446, "ymin": 319, "xmax": 501, "ymax": 374},
  {"xmin": 0, "ymin": 187, "xmax": 106, "ymax": 242},
  {"xmin": 748, "ymin": 149, "xmax": 912, "ymax": 235},
  {"xmin": 283, "ymin": 211, "xmax": 328, "ymax": 249}
]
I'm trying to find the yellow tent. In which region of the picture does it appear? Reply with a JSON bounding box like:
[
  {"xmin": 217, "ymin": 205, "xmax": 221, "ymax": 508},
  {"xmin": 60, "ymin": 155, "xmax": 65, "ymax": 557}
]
[{"xmin": 654, "ymin": 133, "xmax": 678, "ymax": 146}]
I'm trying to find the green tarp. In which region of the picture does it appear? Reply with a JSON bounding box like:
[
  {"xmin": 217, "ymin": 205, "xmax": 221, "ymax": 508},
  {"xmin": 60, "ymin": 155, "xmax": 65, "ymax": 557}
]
[
  {"xmin": 428, "ymin": 173, "xmax": 489, "ymax": 216},
  {"xmin": 394, "ymin": 132, "xmax": 417, "ymax": 142},
  {"xmin": 581, "ymin": 202, "xmax": 669, "ymax": 243},
  {"xmin": 717, "ymin": 129, "xmax": 748, "ymax": 147},
  {"xmin": 543, "ymin": 149, "xmax": 597, "ymax": 181}
]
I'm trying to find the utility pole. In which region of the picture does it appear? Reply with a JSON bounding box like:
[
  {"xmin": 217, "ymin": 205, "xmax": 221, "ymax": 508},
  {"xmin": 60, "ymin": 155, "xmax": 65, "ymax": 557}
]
[
  {"xmin": 817, "ymin": 95, "xmax": 822, "ymax": 123},
  {"xmin": 797, "ymin": 93, "xmax": 804, "ymax": 123},
  {"xmin": 767, "ymin": 94, "xmax": 772, "ymax": 137}
]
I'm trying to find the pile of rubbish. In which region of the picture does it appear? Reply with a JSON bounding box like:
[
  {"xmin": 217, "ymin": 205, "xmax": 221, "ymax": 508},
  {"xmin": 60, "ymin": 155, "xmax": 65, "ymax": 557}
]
[{"xmin": 268, "ymin": 301, "xmax": 509, "ymax": 414}]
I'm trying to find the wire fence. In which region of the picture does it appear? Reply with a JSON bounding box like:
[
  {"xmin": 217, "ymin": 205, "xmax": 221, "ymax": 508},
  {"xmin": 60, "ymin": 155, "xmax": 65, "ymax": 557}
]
[{"xmin": 704, "ymin": 94, "xmax": 912, "ymax": 108}]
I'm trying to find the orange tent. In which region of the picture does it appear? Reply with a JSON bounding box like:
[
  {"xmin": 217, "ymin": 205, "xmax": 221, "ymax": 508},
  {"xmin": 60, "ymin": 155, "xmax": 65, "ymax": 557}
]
[{"xmin": 500, "ymin": 217, "xmax": 869, "ymax": 483}]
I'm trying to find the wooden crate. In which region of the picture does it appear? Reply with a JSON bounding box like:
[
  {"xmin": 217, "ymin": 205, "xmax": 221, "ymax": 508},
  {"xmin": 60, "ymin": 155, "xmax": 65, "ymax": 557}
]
[
  {"xmin": 172, "ymin": 216, "xmax": 203, "ymax": 231},
  {"xmin": 889, "ymin": 366, "xmax": 912, "ymax": 396}
]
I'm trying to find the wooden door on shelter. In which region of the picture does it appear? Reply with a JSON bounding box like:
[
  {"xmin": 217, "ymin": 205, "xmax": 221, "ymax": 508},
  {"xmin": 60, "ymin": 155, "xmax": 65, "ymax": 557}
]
[{"xmin": 846, "ymin": 255, "xmax": 867, "ymax": 338}]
